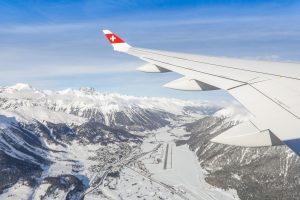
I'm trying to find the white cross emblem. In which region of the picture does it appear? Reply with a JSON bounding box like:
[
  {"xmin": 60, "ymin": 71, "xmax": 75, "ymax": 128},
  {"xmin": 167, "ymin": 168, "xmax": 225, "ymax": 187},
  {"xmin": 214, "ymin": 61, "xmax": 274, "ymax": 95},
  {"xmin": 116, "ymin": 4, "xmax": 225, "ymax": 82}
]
[{"xmin": 110, "ymin": 35, "xmax": 116, "ymax": 42}]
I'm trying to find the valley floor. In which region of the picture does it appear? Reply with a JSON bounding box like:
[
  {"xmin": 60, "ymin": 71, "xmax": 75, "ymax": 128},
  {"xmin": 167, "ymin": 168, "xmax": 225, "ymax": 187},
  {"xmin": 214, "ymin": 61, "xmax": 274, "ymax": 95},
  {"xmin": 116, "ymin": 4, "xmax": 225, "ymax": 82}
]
[
  {"xmin": 87, "ymin": 123, "xmax": 240, "ymax": 200},
  {"xmin": 0, "ymin": 120, "xmax": 240, "ymax": 200}
]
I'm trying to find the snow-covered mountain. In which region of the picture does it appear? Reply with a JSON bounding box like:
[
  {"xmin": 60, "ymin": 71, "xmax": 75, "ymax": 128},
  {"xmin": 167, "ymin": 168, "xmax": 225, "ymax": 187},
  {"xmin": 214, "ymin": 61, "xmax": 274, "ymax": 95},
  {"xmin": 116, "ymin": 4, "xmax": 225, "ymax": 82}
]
[
  {"xmin": 0, "ymin": 83, "xmax": 217, "ymax": 131},
  {"xmin": 1, "ymin": 83, "xmax": 298, "ymax": 200}
]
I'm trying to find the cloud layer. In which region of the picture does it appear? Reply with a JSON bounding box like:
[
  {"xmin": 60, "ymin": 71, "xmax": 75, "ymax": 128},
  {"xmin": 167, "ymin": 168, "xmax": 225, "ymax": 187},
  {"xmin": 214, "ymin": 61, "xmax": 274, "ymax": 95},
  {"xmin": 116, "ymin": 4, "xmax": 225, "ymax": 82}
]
[{"xmin": 0, "ymin": 1, "xmax": 300, "ymax": 100}]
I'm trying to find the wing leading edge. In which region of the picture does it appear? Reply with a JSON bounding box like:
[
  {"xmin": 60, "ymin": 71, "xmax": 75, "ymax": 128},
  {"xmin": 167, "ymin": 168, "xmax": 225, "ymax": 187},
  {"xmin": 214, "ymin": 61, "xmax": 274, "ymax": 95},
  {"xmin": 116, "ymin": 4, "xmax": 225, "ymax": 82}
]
[{"xmin": 102, "ymin": 30, "xmax": 300, "ymax": 156}]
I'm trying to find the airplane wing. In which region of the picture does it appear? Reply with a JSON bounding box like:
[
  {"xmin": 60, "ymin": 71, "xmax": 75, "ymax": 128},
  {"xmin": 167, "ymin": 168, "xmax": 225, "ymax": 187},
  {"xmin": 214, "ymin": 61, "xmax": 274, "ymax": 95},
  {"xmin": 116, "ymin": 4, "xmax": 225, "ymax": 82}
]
[{"xmin": 102, "ymin": 29, "xmax": 300, "ymax": 156}]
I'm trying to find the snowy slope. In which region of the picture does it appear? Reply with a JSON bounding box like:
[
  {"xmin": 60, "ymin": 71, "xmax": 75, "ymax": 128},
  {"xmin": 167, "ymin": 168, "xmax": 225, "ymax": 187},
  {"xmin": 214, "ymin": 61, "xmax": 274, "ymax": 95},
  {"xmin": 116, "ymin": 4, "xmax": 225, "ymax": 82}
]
[{"xmin": 185, "ymin": 108, "xmax": 300, "ymax": 200}]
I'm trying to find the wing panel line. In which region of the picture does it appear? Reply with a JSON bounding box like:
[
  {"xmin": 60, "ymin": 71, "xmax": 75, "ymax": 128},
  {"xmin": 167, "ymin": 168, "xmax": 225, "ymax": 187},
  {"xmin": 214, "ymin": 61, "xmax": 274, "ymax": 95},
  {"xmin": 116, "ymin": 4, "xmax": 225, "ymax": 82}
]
[
  {"xmin": 249, "ymin": 85, "xmax": 300, "ymax": 120},
  {"xmin": 143, "ymin": 57, "xmax": 246, "ymax": 85},
  {"xmin": 131, "ymin": 48, "xmax": 300, "ymax": 81}
]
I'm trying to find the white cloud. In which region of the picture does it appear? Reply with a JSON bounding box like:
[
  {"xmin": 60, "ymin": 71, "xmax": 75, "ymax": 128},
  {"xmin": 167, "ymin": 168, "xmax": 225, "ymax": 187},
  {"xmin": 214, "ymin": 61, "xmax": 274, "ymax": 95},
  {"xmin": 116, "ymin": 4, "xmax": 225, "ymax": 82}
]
[
  {"xmin": 0, "ymin": 62, "xmax": 138, "ymax": 80},
  {"xmin": 0, "ymin": 22, "xmax": 91, "ymax": 34}
]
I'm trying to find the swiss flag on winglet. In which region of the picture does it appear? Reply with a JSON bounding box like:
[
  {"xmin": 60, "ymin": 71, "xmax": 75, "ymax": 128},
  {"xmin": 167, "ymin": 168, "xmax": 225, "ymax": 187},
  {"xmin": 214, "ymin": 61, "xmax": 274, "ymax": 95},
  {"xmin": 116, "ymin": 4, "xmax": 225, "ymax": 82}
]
[
  {"xmin": 104, "ymin": 33, "xmax": 125, "ymax": 44},
  {"xmin": 103, "ymin": 30, "xmax": 131, "ymax": 52}
]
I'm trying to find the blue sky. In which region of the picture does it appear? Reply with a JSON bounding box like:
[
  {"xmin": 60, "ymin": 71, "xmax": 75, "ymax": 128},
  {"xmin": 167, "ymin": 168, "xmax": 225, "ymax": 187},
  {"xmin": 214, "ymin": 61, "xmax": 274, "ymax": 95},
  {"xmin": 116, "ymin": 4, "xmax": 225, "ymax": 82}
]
[{"xmin": 0, "ymin": 0, "xmax": 300, "ymax": 100}]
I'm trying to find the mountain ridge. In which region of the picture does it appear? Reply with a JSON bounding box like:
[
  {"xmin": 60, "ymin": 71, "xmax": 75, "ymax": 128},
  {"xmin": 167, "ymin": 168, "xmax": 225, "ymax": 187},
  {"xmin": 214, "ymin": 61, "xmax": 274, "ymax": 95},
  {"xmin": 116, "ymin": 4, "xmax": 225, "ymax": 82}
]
[{"xmin": 0, "ymin": 83, "xmax": 224, "ymax": 131}]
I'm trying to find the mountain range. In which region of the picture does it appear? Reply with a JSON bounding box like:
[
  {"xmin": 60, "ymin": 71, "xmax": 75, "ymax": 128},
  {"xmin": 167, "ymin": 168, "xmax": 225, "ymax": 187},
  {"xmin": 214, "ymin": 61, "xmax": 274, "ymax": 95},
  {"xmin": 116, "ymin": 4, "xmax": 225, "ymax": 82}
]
[{"xmin": 0, "ymin": 83, "xmax": 299, "ymax": 200}]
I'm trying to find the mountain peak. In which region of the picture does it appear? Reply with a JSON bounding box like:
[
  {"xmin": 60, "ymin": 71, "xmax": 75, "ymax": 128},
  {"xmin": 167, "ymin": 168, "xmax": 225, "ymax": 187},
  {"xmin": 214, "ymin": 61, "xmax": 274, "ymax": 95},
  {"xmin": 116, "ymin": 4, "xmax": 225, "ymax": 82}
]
[
  {"xmin": 9, "ymin": 83, "xmax": 34, "ymax": 91},
  {"xmin": 78, "ymin": 87, "xmax": 96, "ymax": 95}
]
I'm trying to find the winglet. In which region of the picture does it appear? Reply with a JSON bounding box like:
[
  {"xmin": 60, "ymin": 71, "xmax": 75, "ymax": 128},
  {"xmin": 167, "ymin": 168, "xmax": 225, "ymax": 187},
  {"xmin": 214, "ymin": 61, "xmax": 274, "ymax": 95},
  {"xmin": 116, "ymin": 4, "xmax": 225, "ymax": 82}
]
[{"xmin": 102, "ymin": 30, "xmax": 131, "ymax": 52}]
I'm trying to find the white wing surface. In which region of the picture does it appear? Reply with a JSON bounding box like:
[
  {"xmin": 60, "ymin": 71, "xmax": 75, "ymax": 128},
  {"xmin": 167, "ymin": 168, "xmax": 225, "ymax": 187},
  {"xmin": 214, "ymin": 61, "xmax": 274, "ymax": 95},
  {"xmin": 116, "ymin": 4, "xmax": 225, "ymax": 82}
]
[{"xmin": 102, "ymin": 30, "xmax": 300, "ymax": 156}]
